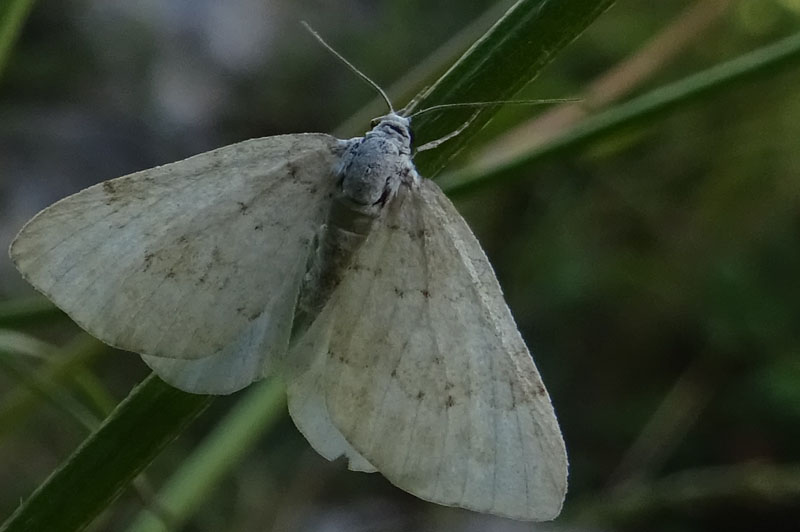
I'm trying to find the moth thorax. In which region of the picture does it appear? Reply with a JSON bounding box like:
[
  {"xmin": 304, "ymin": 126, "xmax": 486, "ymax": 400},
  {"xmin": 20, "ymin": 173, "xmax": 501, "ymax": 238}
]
[{"xmin": 338, "ymin": 114, "xmax": 413, "ymax": 207}]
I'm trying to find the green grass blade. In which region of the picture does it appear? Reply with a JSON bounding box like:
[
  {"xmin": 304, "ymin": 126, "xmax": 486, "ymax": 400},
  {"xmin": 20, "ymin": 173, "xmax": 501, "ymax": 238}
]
[
  {"xmin": 438, "ymin": 30, "xmax": 800, "ymax": 195},
  {"xmin": 332, "ymin": 0, "xmax": 516, "ymax": 138},
  {"xmin": 0, "ymin": 329, "xmax": 55, "ymax": 360},
  {"xmin": 0, "ymin": 0, "xmax": 35, "ymax": 80},
  {"xmin": 409, "ymin": 0, "xmax": 616, "ymax": 177},
  {"xmin": 0, "ymin": 375, "xmax": 211, "ymax": 532},
  {"xmin": 0, "ymin": 345, "xmax": 100, "ymax": 433},
  {"xmin": 125, "ymin": 380, "xmax": 286, "ymax": 532},
  {"xmin": 0, "ymin": 296, "xmax": 62, "ymax": 328},
  {"xmin": 0, "ymin": 334, "xmax": 107, "ymax": 438}
]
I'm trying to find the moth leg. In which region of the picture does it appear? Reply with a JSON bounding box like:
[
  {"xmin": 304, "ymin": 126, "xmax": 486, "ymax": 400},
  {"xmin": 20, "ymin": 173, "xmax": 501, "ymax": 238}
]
[{"xmin": 414, "ymin": 109, "xmax": 481, "ymax": 153}]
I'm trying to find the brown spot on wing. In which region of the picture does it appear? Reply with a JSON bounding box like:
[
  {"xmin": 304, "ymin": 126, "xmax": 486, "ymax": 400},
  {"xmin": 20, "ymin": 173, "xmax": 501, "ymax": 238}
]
[
  {"xmin": 143, "ymin": 252, "xmax": 154, "ymax": 271},
  {"xmin": 286, "ymin": 161, "xmax": 298, "ymax": 179}
]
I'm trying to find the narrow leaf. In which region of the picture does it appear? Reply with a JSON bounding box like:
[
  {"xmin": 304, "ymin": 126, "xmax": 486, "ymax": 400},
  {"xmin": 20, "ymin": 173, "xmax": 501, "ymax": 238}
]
[
  {"xmin": 0, "ymin": 375, "xmax": 211, "ymax": 532},
  {"xmin": 409, "ymin": 0, "xmax": 616, "ymax": 176},
  {"xmin": 438, "ymin": 31, "xmax": 800, "ymax": 194}
]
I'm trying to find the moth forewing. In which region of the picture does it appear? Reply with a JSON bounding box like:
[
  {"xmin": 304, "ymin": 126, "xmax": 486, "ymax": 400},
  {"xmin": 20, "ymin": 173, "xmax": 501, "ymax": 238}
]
[{"xmin": 10, "ymin": 134, "xmax": 342, "ymax": 388}]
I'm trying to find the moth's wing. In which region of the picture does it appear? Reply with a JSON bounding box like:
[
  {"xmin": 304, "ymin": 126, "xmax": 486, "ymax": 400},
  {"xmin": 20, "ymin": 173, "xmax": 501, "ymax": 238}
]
[
  {"xmin": 322, "ymin": 180, "xmax": 568, "ymax": 521},
  {"xmin": 284, "ymin": 305, "xmax": 376, "ymax": 473},
  {"xmin": 10, "ymin": 133, "xmax": 343, "ymax": 394},
  {"xmin": 138, "ymin": 254, "xmax": 307, "ymax": 394}
]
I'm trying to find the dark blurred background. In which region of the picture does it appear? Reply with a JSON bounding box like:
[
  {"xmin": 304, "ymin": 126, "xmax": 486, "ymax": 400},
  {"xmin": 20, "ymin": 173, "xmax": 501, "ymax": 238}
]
[{"xmin": 1, "ymin": 0, "xmax": 799, "ymax": 531}]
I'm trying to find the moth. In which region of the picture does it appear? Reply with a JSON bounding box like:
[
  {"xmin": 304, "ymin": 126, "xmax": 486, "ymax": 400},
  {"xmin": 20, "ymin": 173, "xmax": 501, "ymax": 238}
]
[{"xmin": 9, "ymin": 26, "xmax": 568, "ymax": 521}]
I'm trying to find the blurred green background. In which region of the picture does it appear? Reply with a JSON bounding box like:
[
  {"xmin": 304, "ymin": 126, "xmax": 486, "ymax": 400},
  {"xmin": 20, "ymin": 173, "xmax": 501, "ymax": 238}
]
[{"xmin": 1, "ymin": 0, "xmax": 799, "ymax": 531}]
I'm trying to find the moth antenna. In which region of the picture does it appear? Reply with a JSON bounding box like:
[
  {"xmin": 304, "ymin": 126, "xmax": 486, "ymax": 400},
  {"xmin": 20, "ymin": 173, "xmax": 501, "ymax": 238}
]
[
  {"xmin": 398, "ymin": 87, "xmax": 429, "ymax": 117},
  {"xmin": 301, "ymin": 21, "xmax": 394, "ymax": 114},
  {"xmin": 408, "ymin": 98, "xmax": 579, "ymax": 118}
]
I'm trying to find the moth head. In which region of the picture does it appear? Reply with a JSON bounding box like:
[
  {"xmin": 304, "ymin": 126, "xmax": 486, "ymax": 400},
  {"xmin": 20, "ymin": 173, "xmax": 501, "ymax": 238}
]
[{"xmin": 369, "ymin": 112, "xmax": 413, "ymax": 147}]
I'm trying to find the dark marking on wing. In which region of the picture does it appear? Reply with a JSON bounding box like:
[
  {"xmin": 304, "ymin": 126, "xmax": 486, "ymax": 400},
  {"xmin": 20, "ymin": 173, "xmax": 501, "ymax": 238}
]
[
  {"xmin": 102, "ymin": 181, "xmax": 116, "ymax": 196},
  {"xmin": 143, "ymin": 252, "xmax": 154, "ymax": 272},
  {"xmin": 509, "ymin": 380, "xmax": 517, "ymax": 408},
  {"xmin": 286, "ymin": 161, "xmax": 299, "ymax": 179}
]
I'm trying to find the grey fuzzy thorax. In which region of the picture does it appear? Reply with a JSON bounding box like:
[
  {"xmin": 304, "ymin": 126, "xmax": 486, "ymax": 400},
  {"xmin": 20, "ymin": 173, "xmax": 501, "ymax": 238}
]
[{"xmin": 293, "ymin": 113, "xmax": 420, "ymax": 337}]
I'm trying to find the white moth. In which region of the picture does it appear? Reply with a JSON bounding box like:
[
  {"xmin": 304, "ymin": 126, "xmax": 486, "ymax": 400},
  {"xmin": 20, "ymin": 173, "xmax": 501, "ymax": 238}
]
[{"xmin": 9, "ymin": 28, "xmax": 568, "ymax": 521}]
